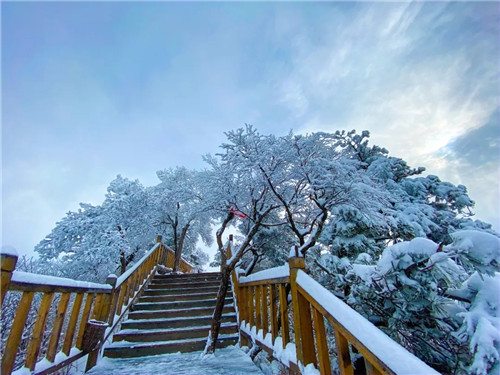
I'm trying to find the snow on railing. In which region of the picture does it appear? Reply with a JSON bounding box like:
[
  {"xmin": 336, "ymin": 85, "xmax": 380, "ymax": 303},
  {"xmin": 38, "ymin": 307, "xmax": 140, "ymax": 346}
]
[
  {"xmin": 1, "ymin": 250, "xmax": 115, "ymax": 375},
  {"xmin": 233, "ymin": 254, "xmax": 440, "ymax": 375},
  {"xmin": 0, "ymin": 235, "xmax": 194, "ymax": 375},
  {"xmin": 11, "ymin": 271, "xmax": 112, "ymax": 293},
  {"xmin": 238, "ymin": 265, "xmax": 289, "ymax": 284},
  {"xmin": 116, "ymin": 243, "xmax": 161, "ymax": 287},
  {"xmin": 296, "ymin": 270, "xmax": 440, "ymax": 375}
]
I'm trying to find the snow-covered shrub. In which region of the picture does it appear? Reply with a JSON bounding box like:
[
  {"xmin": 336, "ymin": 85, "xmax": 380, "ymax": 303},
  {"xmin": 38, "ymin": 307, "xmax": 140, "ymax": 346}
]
[{"xmin": 339, "ymin": 230, "xmax": 500, "ymax": 374}]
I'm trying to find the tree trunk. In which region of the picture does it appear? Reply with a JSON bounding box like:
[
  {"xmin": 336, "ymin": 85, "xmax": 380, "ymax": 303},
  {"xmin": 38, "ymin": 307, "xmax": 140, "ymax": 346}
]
[
  {"xmin": 173, "ymin": 224, "xmax": 190, "ymax": 272},
  {"xmin": 204, "ymin": 265, "xmax": 231, "ymax": 354},
  {"xmin": 120, "ymin": 252, "xmax": 127, "ymax": 275}
]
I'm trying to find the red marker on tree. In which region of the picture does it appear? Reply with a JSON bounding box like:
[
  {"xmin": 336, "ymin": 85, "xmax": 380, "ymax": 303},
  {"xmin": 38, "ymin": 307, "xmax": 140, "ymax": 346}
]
[{"xmin": 230, "ymin": 207, "xmax": 247, "ymax": 218}]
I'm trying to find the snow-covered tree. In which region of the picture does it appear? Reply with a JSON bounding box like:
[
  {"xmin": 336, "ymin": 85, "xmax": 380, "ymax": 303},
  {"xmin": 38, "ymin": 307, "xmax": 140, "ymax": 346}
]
[
  {"xmin": 202, "ymin": 126, "xmax": 390, "ymax": 352},
  {"xmin": 35, "ymin": 172, "xmax": 212, "ymax": 281},
  {"xmin": 35, "ymin": 176, "xmax": 154, "ymax": 280},
  {"xmin": 330, "ymin": 230, "xmax": 500, "ymax": 374},
  {"xmin": 151, "ymin": 167, "xmax": 213, "ymax": 271}
]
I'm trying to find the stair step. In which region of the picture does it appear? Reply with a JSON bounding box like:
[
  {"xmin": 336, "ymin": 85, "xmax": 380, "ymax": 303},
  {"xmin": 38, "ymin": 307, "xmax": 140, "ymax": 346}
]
[
  {"xmin": 153, "ymin": 272, "xmax": 221, "ymax": 280},
  {"xmin": 121, "ymin": 314, "xmax": 237, "ymax": 330},
  {"xmin": 151, "ymin": 276, "xmax": 222, "ymax": 284},
  {"xmin": 148, "ymin": 280, "xmax": 220, "ymax": 289},
  {"xmin": 148, "ymin": 280, "xmax": 222, "ymax": 288},
  {"xmin": 103, "ymin": 334, "xmax": 238, "ymax": 358},
  {"xmin": 105, "ymin": 272, "xmax": 237, "ymax": 360},
  {"xmin": 142, "ymin": 286, "xmax": 221, "ymax": 296},
  {"xmin": 131, "ymin": 298, "xmax": 233, "ymax": 311},
  {"xmin": 138, "ymin": 291, "xmax": 231, "ymax": 303},
  {"xmin": 127, "ymin": 305, "xmax": 235, "ymax": 320},
  {"xmin": 113, "ymin": 323, "xmax": 238, "ymax": 342}
]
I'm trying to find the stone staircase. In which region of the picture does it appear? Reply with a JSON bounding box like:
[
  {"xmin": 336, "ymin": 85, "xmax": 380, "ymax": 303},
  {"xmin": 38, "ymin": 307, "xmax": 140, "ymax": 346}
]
[{"xmin": 103, "ymin": 272, "xmax": 239, "ymax": 358}]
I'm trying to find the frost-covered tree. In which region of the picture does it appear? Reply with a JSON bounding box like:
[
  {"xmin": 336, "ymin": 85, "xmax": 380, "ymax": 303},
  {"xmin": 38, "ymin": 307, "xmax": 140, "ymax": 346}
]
[
  {"xmin": 201, "ymin": 136, "xmax": 280, "ymax": 352},
  {"xmin": 151, "ymin": 167, "xmax": 213, "ymax": 271},
  {"xmin": 35, "ymin": 176, "xmax": 155, "ymax": 281},
  {"xmin": 325, "ymin": 230, "xmax": 500, "ymax": 374},
  {"xmin": 319, "ymin": 130, "xmax": 485, "ymax": 261},
  {"xmin": 35, "ymin": 172, "xmax": 212, "ymax": 281},
  {"xmin": 202, "ymin": 126, "xmax": 390, "ymax": 352}
]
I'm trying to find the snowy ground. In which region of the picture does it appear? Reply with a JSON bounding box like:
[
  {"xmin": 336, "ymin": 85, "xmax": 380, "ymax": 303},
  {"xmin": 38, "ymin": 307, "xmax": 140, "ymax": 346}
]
[{"xmin": 86, "ymin": 346, "xmax": 264, "ymax": 375}]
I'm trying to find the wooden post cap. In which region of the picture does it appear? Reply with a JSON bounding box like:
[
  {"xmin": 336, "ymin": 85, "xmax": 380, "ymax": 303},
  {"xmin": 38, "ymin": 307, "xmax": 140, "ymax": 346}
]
[
  {"xmin": 1, "ymin": 252, "xmax": 18, "ymax": 272},
  {"xmin": 156, "ymin": 235, "xmax": 162, "ymax": 243},
  {"xmin": 288, "ymin": 257, "xmax": 305, "ymax": 270},
  {"xmin": 106, "ymin": 274, "xmax": 117, "ymax": 288}
]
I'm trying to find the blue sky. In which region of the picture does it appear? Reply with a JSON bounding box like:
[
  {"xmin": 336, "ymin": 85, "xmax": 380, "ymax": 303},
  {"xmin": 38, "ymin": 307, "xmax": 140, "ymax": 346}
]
[{"xmin": 2, "ymin": 1, "xmax": 499, "ymax": 256}]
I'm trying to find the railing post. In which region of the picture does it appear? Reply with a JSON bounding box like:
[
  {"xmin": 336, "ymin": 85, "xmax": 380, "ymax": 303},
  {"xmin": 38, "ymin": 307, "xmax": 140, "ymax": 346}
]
[
  {"xmin": 289, "ymin": 249, "xmax": 316, "ymax": 368},
  {"xmin": 85, "ymin": 275, "xmax": 115, "ymax": 372},
  {"xmin": 1, "ymin": 251, "xmax": 18, "ymax": 308},
  {"xmin": 235, "ymin": 269, "xmax": 249, "ymax": 347},
  {"xmin": 106, "ymin": 274, "xmax": 118, "ymax": 324},
  {"xmin": 269, "ymin": 284, "xmax": 278, "ymax": 344},
  {"xmin": 156, "ymin": 235, "xmax": 167, "ymax": 266},
  {"xmin": 278, "ymin": 283, "xmax": 290, "ymax": 349}
]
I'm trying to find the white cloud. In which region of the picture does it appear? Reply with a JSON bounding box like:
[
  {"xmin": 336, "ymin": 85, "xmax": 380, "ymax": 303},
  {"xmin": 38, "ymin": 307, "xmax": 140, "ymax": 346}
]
[{"xmin": 278, "ymin": 2, "xmax": 499, "ymax": 228}]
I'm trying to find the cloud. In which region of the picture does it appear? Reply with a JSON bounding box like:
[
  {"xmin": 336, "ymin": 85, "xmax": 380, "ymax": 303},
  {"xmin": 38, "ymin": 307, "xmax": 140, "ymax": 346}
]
[
  {"xmin": 439, "ymin": 110, "xmax": 500, "ymax": 166},
  {"xmin": 273, "ymin": 2, "xmax": 499, "ymax": 227},
  {"xmin": 2, "ymin": 1, "xmax": 499, "ymax": 258}
]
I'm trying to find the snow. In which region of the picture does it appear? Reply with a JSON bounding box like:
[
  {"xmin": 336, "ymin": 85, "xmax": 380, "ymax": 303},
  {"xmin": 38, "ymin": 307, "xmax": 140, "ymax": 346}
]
[
  {"xmin": 295, "ymin": 270, "xmax": 440, "ymax": 375},
  {"xmin": 351, "ymin": 264, "xmax": 376, "ymax": 283},
  {"xmin": 86, "ymin": 346, "xmax": 263, "ymax": 375},
  {"xmin": 239, "ymin": 265, "xmax": 289, "ymax": 284},
  {"xmin": 457, "ymin": 273, "xmax": 500, "ymax": 374},
  {"xmin": 301, "ymin": 363, "xmax": 320, "ymax": 375},
  {"xmin": 376, "ymin": 237, "xmax": 438, "ymax": 275},
  {"xmin": 118, "ymin": 322, "xmax": 235, "ymax": 335},
  {"xmin": 450, "ymin": 230, "xmax": 500, "ymax": 266},
  {"xmin": 116, "ymin": 243, "xmax": 160, "ymax": 286},
  {"xmin": 12, "ymin": 367, "xmax": 31, "ymax": 375},
  {"xmin": 1, "ymin": 246, "xmax": 18, "ymax": 257},
  {"xmin": 298, "ymin": 227, "xmax": 319, "ymax": 255},
  {"xmin": 10, "ymin": 271, "xmax": 112, "ymax": 291},
  {"xmin": 240, "ymin": 322, "xmax": 297, "ymax": 368},
  {"xmin": 12, "ymin": 348, "xmax": 85, "ymax": 375}
]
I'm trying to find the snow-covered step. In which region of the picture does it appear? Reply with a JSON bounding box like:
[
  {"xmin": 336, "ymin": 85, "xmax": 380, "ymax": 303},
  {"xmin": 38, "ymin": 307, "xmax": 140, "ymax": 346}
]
[
  {"xmin": 105, "ymin": 272, "xmax": 238, "ymax": 359},
  {"xmin": 113, "ymin": 322, "xmax": 238, "ymax": 343},
  {"xmin": 104, "ymin": 334, "xmax": 239, "ymax": 358},
  {"xmin": 142, "ymin": 285, "xmax": 221, "ymax": 296},
  {"xmin": 153, "ymin": 272, "xmax": 221, "ymax": 280},
  {"xmin": 131, "ymin": 297, "xmax": 233, "ymax": 311},
  {"xmin": 138, "ymin": 291, "xmax": 230, "ymax": 303},
  {"xmin": 121, "ymin": 314, "xmax": 237, "ymax": 330},
  {"xmin": 148, "ymin": 280, "xmax": 221, "ymax": 289},
  {"xmin": 89, "ymin": 346, "xmax": 264, "ymax": 375},
  {"xmin": 127, "ymin": 305, "xmax": 236, "ymax": 320},
  {"xmin": 151, "ymin": 273, "xmax": 220, "ymax": 281}
]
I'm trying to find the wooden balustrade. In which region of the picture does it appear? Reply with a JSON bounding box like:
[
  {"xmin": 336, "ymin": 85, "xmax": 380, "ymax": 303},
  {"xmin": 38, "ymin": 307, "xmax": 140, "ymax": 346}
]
[
  {"xmin": 0, "ymin": 237, "xmax": 194, "ymax": 375},
  {"xmin": 232, "ymin": 241, "xmax": 440, "ymax": 375}
]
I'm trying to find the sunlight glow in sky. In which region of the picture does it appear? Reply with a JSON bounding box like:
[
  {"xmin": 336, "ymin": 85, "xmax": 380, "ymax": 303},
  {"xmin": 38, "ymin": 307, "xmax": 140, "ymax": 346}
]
[{"xmin": 2, "ymin": 1, "xmax": 499, "ymax": 256}]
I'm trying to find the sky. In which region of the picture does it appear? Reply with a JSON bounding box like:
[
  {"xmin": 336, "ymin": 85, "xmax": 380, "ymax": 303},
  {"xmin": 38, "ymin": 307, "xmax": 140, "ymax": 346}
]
[{"xmin": 1, "ymin": 1, "xmax": 499, "ymax": 259}]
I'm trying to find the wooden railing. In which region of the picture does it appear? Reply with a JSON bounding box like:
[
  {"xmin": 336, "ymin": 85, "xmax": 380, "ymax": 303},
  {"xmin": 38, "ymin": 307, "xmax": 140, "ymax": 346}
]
[
  {"xmin": 232, "ymin": 243, "xmax": 440, "ymax": 375},
  {"xmin": 0, "ymin": 236, "xmax": 194, "ymax": 375}
]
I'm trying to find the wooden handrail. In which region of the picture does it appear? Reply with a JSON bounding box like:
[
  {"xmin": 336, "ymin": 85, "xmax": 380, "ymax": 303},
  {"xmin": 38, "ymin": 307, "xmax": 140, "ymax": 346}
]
[
  {"xmin": 9, "ymin": 271, "xmax": 112, "ymax": 294},
  {"xmin": 0, "ymin": 236, "xmax": 194, "ymax": 375},
  {"xmin": 231, "ymin": 240, "xmax": 441, "ymax": 375}
]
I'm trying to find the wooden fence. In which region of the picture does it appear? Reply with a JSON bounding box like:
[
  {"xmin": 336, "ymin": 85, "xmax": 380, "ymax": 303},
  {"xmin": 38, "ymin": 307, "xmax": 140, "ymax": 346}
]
[
  {"xmin": 231, "ymin": 241, "xmax": 440, "ymax": 375},
  {"xmin": 0, "ymin": 237, "xmax": 193, "ymax": 375}
]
